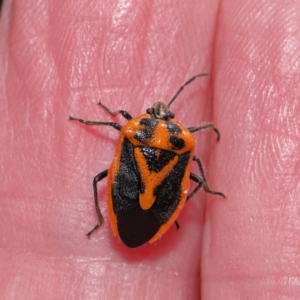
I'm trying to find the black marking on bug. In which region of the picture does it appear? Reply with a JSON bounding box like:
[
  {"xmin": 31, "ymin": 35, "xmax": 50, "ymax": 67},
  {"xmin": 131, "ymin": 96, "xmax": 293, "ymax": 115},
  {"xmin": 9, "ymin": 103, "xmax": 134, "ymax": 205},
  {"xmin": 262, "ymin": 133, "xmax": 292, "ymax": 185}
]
[
  {"xmin": 117, "ymin": 203, "xmax": 162, "ymax": 248},
  {"xmin": 134, "ymin": 118, "xmax": 158, "ymax": 142},
  {"xmin": 111, "ymin": 138, "xmax": 141, "ymax": 214},
  {"xmin": 166, "ymin": 122, "xmax": 182, "ymax": 134},
  {"xmin": 153, "ymin": 152, "xmax": 190, "ymax": 222},
  {"xmin": 169, "ymin": 136, "xmax": 185, "ymax": 150},
  {"xmin": 140, "ymin": 118, "xmax": 158, "ymax": 128},
  {"xmin": 139, "ymin": 147, "xmax": 176, "ymax": 172}
]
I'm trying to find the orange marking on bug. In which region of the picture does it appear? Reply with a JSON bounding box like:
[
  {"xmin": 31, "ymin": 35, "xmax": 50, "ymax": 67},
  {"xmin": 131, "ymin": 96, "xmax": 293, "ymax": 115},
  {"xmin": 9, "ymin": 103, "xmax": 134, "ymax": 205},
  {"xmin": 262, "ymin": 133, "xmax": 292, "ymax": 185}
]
[
  {"xmin": 122, "ymin": 115, "xmax": 196, "ymax": 154},
  {"xmin": 148, "ymin": 154, "xmax": 193, "ymax": 243},
  {"xmin": 134, "ymin": 148, "xmax": 178, "ymax": 210}
]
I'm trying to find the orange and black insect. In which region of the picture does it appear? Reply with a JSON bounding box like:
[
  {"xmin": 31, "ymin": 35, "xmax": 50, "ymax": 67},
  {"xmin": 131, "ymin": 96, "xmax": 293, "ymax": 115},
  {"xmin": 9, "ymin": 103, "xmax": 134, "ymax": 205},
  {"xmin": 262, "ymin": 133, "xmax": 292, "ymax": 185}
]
[{"xmin": 69, "ymin": 73, "xmax": 225, "ymax": 248}]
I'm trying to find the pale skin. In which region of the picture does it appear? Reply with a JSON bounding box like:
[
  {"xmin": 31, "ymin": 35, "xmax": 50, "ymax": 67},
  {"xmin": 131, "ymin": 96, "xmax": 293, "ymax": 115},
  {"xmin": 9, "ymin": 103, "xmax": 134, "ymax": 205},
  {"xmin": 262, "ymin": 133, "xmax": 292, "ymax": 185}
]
[{"xmin": 1, "ymin": 0, "xmax": 300, "ymax": 299}]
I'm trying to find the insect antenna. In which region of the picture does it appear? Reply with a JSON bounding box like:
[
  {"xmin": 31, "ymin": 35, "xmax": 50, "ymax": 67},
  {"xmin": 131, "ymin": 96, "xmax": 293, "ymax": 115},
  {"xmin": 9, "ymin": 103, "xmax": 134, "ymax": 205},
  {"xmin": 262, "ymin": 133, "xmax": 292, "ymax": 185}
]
[{"xmin": 167, "ymin": 73, "xmax": 208, "ymax": 108}]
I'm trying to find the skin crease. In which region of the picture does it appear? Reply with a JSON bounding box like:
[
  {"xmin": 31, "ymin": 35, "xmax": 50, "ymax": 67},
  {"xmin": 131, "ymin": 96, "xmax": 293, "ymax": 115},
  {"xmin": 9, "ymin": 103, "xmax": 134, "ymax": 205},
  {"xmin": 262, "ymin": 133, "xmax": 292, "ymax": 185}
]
[{"xmin": 1, "ymin": 0, "xmax": 300, "ymax": 299}]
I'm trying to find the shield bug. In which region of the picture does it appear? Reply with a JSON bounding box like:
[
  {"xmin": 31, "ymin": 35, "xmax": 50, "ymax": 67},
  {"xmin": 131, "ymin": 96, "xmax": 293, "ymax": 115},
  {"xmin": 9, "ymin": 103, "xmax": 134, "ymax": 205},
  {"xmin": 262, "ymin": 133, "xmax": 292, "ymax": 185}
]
[{"xmin": 69, "ymin": 73, "xmax": 225, "ymax": 248}]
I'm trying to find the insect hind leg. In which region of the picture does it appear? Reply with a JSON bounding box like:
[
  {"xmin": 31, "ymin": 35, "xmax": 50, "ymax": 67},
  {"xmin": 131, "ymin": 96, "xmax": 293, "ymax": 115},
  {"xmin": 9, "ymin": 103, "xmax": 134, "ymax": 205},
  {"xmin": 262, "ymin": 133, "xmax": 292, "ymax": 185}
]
[
  {"xmin": 86, "ymin": 169, "xmax": 108, "ymax": 238},
  {"xmin": 69, "ymin": 116, "xmax": 122, "ymax": 131},
  {"xmin": 189, "ymin": 156, "xmax": 226, "ymax": 199},
  {"xmin": 187, "ymin": 173, "xmax": 204, "ymax": 201}
]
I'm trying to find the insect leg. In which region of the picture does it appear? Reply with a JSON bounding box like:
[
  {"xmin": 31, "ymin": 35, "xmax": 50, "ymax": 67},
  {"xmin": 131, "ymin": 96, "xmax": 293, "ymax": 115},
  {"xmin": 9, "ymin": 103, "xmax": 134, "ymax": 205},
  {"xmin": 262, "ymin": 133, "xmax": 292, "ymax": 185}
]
[
  {"xmin": 98, "ymin": 102, "xmax": 132, "ymax": 120},
  {"xmin": 175, "ymin": 221, "xmax": 180, "ymax": 230},
  {"xmin": 191, "ymin": 155, "xmax": 226, "ymax": 198},
  {"xmin": 188, "ymin": 124, "xmax": 220, "ymax": 142},
  {"xmin": 86, "ymin": 169, "xmax": 109, "ymax": 238},
  {"xmin": 187, "ymin": 173, "xmax": 204, "ymax": 201},
  {"xmin": 69, "ymin": 116, "xmax": 122, "ymax": 131}
]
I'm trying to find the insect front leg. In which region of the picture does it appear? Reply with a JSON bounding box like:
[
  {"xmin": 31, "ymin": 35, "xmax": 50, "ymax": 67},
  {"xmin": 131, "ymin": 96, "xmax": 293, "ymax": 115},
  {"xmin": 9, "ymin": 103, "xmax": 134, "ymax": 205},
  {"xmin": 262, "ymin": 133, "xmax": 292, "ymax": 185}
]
[
  {"xmin": 86, "ymin": 169, "xmax": 108, "ymax": 238},
  {"xmin": 69, "ymin": 116, "xmax": 122, "ymax": 131},
  {"xmin": 188, "ymin": 124, "xmax": 220, "ymax": 142},
  {"xmin": 97, "ymin": 102, "xmax": 132, "ymax": 120}
]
